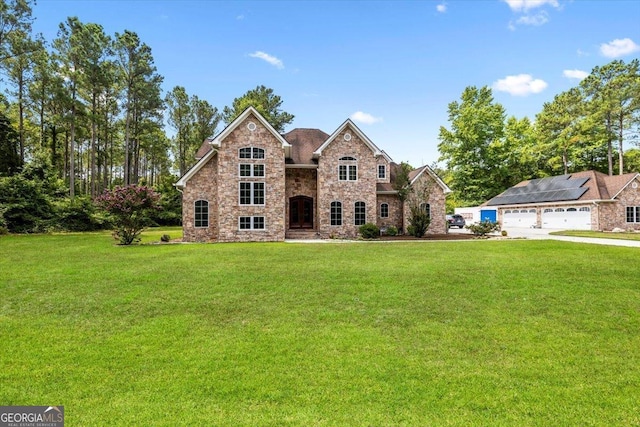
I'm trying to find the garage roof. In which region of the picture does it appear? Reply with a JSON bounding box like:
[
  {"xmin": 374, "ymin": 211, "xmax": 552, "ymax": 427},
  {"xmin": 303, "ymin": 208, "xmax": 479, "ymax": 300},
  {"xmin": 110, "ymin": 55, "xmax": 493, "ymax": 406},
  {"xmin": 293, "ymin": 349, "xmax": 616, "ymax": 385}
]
[{"xmin": 486, "ymin": 170, "xmax": 639, "ymax": 206}]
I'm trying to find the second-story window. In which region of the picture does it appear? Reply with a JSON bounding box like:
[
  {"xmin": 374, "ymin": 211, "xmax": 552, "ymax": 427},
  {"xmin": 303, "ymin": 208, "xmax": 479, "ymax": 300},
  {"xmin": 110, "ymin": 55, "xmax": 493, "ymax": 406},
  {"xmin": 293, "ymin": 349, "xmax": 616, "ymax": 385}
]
[
  {"xmin": 239, "ymin": 182, "xmax": 265, "ymax": 205},
  {"xmin": 239, "ymin": 147, "xmax": 265, "ymax": 159},
  {"xmin": 339, "ymin": 156, "xmax": 357, "ymax": 181},
  {"xmin": 378, "ymin": 165, "xmax": 386, "ymax": 179},
  {"xmin": 239, "ymin": 164, "xmax": 265, "ymax": 177}
]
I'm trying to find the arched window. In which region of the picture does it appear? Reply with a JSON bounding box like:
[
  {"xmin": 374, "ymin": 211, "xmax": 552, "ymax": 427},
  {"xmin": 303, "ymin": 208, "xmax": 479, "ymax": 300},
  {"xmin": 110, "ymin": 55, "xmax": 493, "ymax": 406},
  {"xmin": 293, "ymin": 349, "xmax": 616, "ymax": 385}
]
[
  {"xmin": 338, "ymin": 157, "xmax": 357, "ymax": 181},
  {"xmin": 579, "ymin": 207, "xmax": 590, "ymax": 212},
  {"xmin": 555, "ymin": 208, "xmax": 565, "ymax": 212},
  {"xmin": 194, "ymin": 200, "xmax": 209, "ymax": 228},
  {"xmin": 355, "ymin": 201, "xmax": 366, "ymax": 225},
  {"xmin": 330, "ymin": 202, "xmax": 342, "ymax": 226},
  {"xmin": 380, "ymin": 203, "xmax": 389, "ymax": 218},
  {"xmin": 419, "ymin": 203, "xmax": 431, "ymax": 219},
  {"xmin": 239, "ymin": 147, "xmax": 265, "ymax": 159}
]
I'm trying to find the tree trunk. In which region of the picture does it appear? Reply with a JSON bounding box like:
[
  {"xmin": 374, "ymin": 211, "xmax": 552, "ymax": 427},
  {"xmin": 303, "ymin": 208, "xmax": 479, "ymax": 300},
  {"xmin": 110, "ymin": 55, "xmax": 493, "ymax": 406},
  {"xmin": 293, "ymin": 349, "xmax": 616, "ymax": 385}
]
[
  {"xmin": 18, "ymin": 72, "xmax": 25, "ymax": 162},
  {"xmin": 618, "ymin": 115, "xmax": 624, "ymax": 175}
]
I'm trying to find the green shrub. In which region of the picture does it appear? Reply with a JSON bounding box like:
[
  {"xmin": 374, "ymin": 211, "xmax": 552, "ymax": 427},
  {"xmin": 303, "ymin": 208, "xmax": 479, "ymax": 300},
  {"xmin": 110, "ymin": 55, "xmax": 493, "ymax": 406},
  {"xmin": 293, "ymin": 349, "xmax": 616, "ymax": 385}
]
[
  {"xmin": 359, "ymin": 223, "xmax": 380, "ymax": 239},
  {"xmin": 96, "ymin": 185, "xmax": 161, "ymax": 245},
  {"xmin": 407, "ymin": 205, "xmax": 430, "ymax": 237},
  {"xmin": 0, "ymin": 174, "xmax": 54, "ymax": 233},
  {"xmin": 386, "ymin": 226, "xmax": 398, "ymax": 236},
  {"xmin": 161, "ymin": 234, "xmax": 171, "ymax": 242},
  {"xmin": 467, "ymin": 220, "xmax": 501, "ymax": 237},
  {"xmin": 51, "ymin": 197, "xmax": 107, "ymax": 232}
]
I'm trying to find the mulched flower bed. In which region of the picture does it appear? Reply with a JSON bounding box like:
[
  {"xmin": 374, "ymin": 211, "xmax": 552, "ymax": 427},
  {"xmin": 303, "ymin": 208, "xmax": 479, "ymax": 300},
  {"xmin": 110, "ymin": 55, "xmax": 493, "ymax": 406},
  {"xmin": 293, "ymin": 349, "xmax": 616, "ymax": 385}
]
[{"xmin": 378, "ymin": 233, "xmax": 477, "ymax": 241}]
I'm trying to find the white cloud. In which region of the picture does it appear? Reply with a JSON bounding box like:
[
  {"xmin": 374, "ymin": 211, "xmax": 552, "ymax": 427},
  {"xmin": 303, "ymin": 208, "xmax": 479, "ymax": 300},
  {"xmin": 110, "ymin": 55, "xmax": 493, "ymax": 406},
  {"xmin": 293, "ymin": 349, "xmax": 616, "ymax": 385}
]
[
  {"xmin": 492, "ymin": 74, "xmax": 548, "ymax": 96},
  {"xmin": 503, "ymin": 0, "xmax": 559, "ymax": 12},
  {"xmin": 436, "ymin": 3, "xmax": 446, "ymax": 13},
  {"xmin": 576, "ymin": 48, "xmax": 589, "ymax": 57},
  {"xmin": 350, "ymin": 111, "xmax": 383, "ymax": 125},
  {"xmin": 236, "ymin": 14, "xmax": 245, "ymax": 20},
  {"xmin": 248, "ymin": 51, "xmax": 284, "ymax": 69},
  {"xmin": 563, "ymin": 69, "xmax": 589, "ymax": 80},
  {"xmin": 516, "ymin": 11, "xmax": 548, "ymax": 26},
  {"xmin": 600, "ymin": 38, "xmax": 640, "ymax": 58}
]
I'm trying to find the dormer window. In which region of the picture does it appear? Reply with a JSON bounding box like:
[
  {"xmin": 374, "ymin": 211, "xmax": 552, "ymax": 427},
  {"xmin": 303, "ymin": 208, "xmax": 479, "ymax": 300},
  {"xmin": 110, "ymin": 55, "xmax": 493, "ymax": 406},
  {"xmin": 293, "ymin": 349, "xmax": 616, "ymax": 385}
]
[
  {"xmin": 339, "ymin": 156, "xmax": 357, "ymax": 181},
  {"xmin": 378, "ymin": 165, "xmax": 386, "ymax": 179}
]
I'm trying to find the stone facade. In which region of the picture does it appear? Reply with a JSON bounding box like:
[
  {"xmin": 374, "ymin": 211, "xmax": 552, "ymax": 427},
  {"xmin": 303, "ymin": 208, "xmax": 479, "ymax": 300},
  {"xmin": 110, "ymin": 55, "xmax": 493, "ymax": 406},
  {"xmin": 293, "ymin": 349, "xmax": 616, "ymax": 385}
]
[
  {"xmin": 181, "ymin": 155, "xmax": 218, "ymax": 242},
  {"xmin": 215, "ymin": 115, "xmax": 287, "ymax": 242},
  {"xmin": 177, "ymin": 107, "xmax": 450, "ymax": 242},
  {"xmin": 377, "ymin": 194, "xmax": 403, "ymax": 231},
  {"xmin": 317, "ymin": 126, "xmax": 381, "ymax": 239},
  {"xmin": 598, "ymin": 179, "xmax": 640, "ymax": 231},
  {"xmin": 285, "ymin": 168, "xmax": 318, "ymax": 230},
  {"xmin": 403, "ymin": 171, "xmax": 448, "ymax": 235}
]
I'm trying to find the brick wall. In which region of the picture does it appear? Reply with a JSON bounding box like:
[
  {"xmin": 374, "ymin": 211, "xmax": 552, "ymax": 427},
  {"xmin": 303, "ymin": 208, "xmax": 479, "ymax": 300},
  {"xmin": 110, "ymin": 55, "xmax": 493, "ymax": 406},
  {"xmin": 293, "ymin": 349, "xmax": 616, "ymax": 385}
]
[
  {"xmin": 285, "ymin": 168, "xmax": 318, "ymax": 229},
  {"xmin": 376, "ymin": 194, "xmax": 402, "ymax": 231},
  {"xmin": 182, "ymin": 154, "xmax": 218, "ymax": 242},
  {"xmin": 598, "ymin": 179, "xmax": 640, "ymax": 231},
  {"xmin": 404, "ymin": 172, "xmax": 448, "ymax": 235},
  {"xmin": 216, "ymin": 114, "xmax": 286, "ymax": 242},
  {"xmin": 317, "ymin": 127, "xmax": 378, "ymax": 238}
]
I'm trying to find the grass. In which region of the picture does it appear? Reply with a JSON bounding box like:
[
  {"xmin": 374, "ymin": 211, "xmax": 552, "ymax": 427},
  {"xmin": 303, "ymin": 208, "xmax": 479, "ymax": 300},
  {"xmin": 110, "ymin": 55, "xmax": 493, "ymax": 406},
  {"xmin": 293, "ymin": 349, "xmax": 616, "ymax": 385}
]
[
  {"xmin": 551, "ymin": 229, "xmax": 640, "ymax": 241},
  {"xmin": 1, "ymin": 229, "xmax": 639, "ymax": 426}
]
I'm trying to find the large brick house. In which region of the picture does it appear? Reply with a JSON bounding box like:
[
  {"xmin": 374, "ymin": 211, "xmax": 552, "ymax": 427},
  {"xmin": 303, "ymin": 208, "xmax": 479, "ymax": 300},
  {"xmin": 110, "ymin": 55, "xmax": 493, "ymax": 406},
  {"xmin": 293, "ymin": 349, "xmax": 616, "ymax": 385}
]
[{"xmin": 175, "ymin": 107, "xmax": 451, "ymax": 242}]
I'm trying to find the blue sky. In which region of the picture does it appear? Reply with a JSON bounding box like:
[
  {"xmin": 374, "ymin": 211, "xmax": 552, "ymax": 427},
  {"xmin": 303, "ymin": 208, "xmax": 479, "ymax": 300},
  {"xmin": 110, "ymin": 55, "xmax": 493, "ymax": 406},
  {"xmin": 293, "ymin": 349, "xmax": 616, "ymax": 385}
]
[{"xmin": 32, "ymin": 0, "xmax": 640, "ymax": 167}]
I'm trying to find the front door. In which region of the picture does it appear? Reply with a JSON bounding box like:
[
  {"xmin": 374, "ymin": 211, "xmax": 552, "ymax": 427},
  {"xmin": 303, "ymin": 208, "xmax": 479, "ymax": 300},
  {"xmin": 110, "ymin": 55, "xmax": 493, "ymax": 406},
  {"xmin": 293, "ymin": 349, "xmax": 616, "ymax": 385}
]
[{"xmin": 289, "ymin": 196, "xmax": 313, "ymax": 229}]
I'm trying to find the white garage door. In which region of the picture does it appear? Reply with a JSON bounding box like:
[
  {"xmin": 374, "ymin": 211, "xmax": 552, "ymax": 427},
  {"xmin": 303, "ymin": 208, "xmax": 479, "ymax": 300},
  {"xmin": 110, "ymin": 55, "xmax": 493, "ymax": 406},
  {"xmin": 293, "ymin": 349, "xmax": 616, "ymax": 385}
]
[
  {"xmin": 503, "ymin": 209, "xmax": 537, "ymax": 228},
  {"xmin": 541, "ymin": 206, "xmax": 591, "ymax": 230}
]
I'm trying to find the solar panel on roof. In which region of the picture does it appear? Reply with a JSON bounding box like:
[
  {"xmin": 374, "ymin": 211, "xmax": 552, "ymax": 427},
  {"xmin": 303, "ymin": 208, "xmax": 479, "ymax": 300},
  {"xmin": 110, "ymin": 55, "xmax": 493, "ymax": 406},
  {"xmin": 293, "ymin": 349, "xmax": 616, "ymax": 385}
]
[{"xmin": 486, "ymin": 174, "xmax": 590, "ymax": 206}]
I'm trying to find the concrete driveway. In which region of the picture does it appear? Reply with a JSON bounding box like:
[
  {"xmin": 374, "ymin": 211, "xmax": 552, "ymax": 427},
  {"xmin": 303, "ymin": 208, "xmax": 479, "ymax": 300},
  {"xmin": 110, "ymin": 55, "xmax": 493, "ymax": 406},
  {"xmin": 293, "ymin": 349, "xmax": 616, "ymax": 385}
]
[{"xmin": 448, "ymin": 226, "xmax": 640, "ymax": 248}]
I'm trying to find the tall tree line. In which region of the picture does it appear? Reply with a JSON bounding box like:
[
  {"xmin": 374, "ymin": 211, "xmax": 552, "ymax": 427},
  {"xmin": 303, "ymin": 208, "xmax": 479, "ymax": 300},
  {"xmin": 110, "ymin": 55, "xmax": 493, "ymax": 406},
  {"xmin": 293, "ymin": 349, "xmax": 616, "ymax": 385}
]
[
  {"xmin": 439, "ymin": 59, "xmax": 640, "ymax": 206},
  {"xmin": 0, "ymin": 1, "xmax": 221, "ymax": 200}
]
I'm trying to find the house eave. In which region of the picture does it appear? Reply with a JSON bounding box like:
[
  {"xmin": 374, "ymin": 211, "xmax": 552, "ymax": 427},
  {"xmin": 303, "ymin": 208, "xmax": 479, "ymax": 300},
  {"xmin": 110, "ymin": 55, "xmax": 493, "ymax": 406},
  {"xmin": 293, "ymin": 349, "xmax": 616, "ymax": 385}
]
[{"xmin": 489, "ymin": 199, "xmax": 614, "ymax": 209}]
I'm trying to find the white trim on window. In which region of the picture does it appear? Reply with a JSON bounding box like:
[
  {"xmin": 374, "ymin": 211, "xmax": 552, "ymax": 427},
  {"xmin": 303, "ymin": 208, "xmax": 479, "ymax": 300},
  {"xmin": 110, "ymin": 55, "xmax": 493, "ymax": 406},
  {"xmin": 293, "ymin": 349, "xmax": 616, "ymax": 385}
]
[
  {"xmin": 380, "ymin": 203, "xmax": 389, "ymax": 218},
  {"xmin": 239, "ymin": 163, "xmax": 265, "ymax": 177},
  {"xmin": 330, "ymin": 201, "xmax": 342, "ymax": 226},
  {"xmin": 238, "ymin": 146, "xmax": 265, "ymax": 159},
  {"xmin": 355, "ymin": 201, "xmax": 366, "ymax": 225},
  {"xmin": 239, "ymin": 182, "xmax": 265, "ymax": 205},
  {"xmin": 378, "ymin": 164, "xmax": 386, "ymax": 180},
  {"xmin": 239, "ymin": 216, "xmax": 266, "ymax": 230},
  {"xmin": 338, "ymin": 157, "xmax": 357, "ymax": 181},
  {"xmin": 194, "ymin": 200, "xmax": 209, "ymax": 228}
]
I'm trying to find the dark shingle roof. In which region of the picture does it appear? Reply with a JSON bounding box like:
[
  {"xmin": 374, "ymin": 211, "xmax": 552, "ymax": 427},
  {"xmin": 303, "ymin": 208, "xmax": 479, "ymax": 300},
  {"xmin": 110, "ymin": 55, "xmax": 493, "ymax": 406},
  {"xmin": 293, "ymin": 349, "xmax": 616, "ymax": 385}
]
[{"xmin": 282, "ymin": 128, "xmax": 329, "ymax": 165}]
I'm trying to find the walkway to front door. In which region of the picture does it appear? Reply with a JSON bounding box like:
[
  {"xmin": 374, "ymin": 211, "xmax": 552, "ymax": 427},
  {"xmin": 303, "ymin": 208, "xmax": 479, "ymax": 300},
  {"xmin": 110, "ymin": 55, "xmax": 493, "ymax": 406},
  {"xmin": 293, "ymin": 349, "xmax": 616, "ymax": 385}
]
[{"xmin": 289, "ymin": 196, "xmax": 313, "ymax": 229}]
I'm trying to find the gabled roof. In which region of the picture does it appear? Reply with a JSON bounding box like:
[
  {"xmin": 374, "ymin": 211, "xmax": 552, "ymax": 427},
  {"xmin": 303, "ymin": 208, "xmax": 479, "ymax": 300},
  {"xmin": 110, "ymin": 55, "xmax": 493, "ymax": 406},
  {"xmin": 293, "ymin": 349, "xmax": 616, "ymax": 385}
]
[
  {"xmin": 485, "ymin": 170, "xmax": 640, "ymax": 206},
  {"xmin": 210, "ymin": 106, "xmax": 291, "ymax": 154},
  {"xmin": 312, "ymin": 119, "xmax": 383, "ymax": 159},
  {"xmin": 176, "ymin": 106, "xmax": 291, "ymax": 188},
  {"xmin": 409, "ymin": 165, "xmax": 452, "ymax": 194}
]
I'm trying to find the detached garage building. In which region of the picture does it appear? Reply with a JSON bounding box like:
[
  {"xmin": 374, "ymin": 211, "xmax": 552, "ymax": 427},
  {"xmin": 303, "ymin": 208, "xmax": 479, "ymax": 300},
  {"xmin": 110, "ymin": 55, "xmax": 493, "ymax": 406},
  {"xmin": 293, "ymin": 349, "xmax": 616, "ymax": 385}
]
[{"xmin": 484, "ymin": 170, "xmax": 640, "ymax": 231}]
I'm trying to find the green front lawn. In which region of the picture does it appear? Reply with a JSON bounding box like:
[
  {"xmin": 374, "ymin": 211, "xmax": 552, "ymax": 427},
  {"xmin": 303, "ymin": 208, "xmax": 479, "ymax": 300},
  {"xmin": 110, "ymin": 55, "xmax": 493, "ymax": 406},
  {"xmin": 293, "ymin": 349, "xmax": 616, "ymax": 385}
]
[
  {"xmin": 1, "ymin": 230, "xmax": 638, "ymax": 426},
  {"xmin": 551, "ymin": 229, "xmax": 640, "ymax": 241}
]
